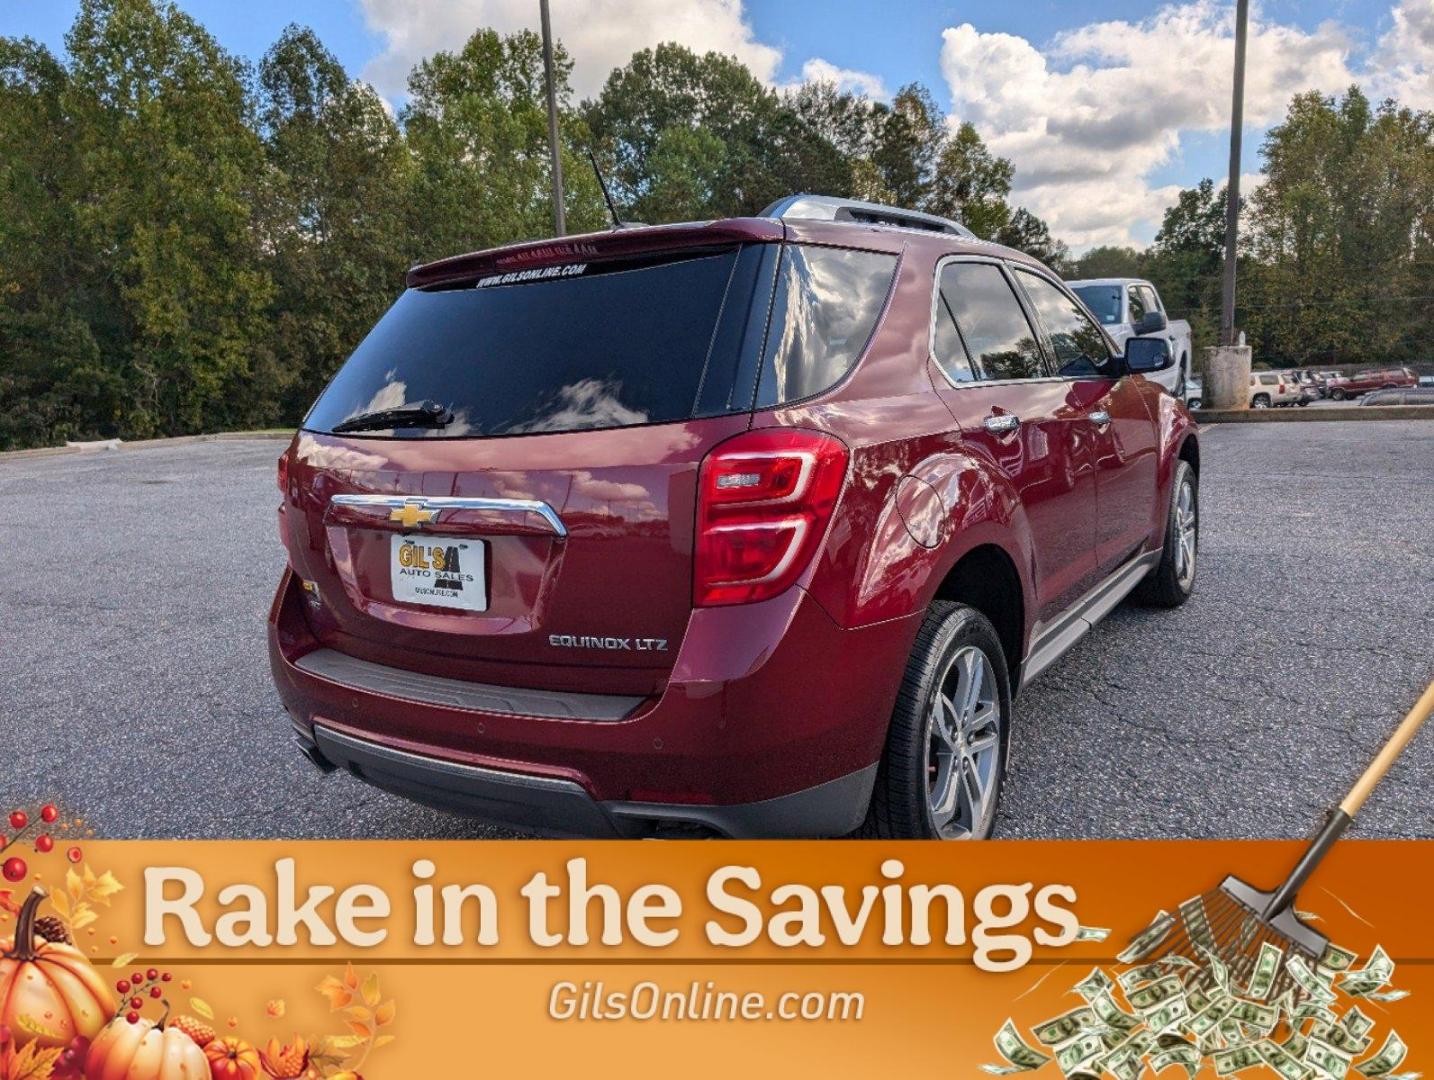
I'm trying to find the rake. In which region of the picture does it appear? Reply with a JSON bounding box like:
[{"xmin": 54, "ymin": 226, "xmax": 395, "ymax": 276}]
[{"xmin": 1134, "ymin": 679, "xmax": 1434, "ymax": 1002}]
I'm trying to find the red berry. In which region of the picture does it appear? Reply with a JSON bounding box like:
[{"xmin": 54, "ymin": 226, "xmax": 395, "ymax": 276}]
[
  {"xmin": 35, "ymin": 835, "xmax": 53, "ymax": 853},
  {"xmin": 8, "ymin": 811, "xmax": 26, "ymax": 831},
  {"xmin": 146, "ymin": 968, "xmax": 159, "ymax": 981},
  {"xmin": 116, "ymin": 980, "xmax": 130, "ymax": 994},
  {"xmin": 129, "ymin": 997, "xmax": 143, "ymax": 1010},
  {"xmin": 161, "ymin": 972, "xmax": 172, "ymax": 982},
  {"xmin": 66, "ymin": 846, "xmax": 82, "ymax": 863},
  {"xmin": 40, "ymin": 805, "xmax": 58, "ymax": 824},
  {"xmin": 2, "ymin": 857, "xmax": 26, "ymax": 882},
  {"xmin": 149, "ymin": 986, "xmax": 162, "ymax": 999},
  {"xmin": 131, "ymin": 972, "xmax": 143, "ymax": 985},
  {"xmin": 126, "ymin": 1012, "xmax": 139, "ymax": 1024}
]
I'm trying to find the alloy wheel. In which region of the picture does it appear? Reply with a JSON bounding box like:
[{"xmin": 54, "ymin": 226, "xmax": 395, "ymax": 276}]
[
  {"xmin": 925, "ymin": 646, "xmax": 1002, "ymax": 838},
  {"xmin": 1174, "ymin": 477, "xmax": 1198, "ymax": 588}
]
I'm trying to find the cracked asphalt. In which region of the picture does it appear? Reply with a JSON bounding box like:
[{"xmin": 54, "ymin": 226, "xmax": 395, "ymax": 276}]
[{"xmin": 1, "ymin": 423, "xmax": 1430, "ymax": 839}]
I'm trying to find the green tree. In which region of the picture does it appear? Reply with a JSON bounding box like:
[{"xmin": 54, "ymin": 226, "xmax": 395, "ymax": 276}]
[
  {"xmin": 1143, "ymin": 177, "xmax": 1230, "ymax": 352},
  {"xmin": 927, "ymin": 121, "xmax": 1014, "ymax": 239},
  {"xmin": 996, "ymin": 207, "xmax": 1069, "ymax": 272},
  {"xmin": 256, "ymin": 25, "xmax": 414, "ymax": 417},
  {"xmin": 63, "ymin": 0, "xmax": 275, "ymax": 436},
  {"xmin": 404, "ymin": 28, "xmax": 606, "ymax": 259},
  {"xmin": 1067, "ymin": 246, "xmax": 1145, "ymax": 279}
]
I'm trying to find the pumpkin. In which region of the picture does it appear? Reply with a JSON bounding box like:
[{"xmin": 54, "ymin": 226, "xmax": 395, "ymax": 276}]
[
  {"xmin": 204, "ymin": 1036, "xmax": 262, "ymax": 1080},
  {"xmin": 0, "ymin": 887, "xmax": 114, "ymax": 1049},
  {"xmin": 84, "ymin": 1014, "xmax": 209, "ymax": 1080}
]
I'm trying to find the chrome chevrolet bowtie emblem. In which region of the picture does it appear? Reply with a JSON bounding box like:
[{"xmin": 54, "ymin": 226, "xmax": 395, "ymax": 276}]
[{"xmin": 389, "ymin": 500, "xmax": 440, "ymax": 528}]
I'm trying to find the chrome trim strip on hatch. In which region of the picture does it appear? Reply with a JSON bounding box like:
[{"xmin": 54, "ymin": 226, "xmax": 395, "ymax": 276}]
[{"xmin": 330, "ymin": 494, "xmax": 568, "ymax": 537}]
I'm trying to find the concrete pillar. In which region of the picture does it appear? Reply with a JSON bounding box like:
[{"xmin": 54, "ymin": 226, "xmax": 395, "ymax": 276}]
[{"xmin": 1204, "ymin": 345, "xmax": 1252, "ymax": 410}]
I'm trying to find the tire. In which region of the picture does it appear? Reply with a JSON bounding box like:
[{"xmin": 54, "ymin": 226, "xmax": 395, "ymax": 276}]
[
  {"xmin": 1331, "ymin": 388, "xmax": 1347, "ymax": 401},
  {"xmin": 860, "ymin": 601, "xmax": 1011, "ymax": 840},
  {"xmin": 1252, "ymin": 394, "xmax": 1270, "ymax": 408},
  {"xmin": 1132, "ymin": 459, "xmax": 1198, "ymax": 608}
]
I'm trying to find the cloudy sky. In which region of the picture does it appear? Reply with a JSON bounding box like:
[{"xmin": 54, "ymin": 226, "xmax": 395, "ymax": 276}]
[{"xmin": 8, "ymin": 0, "xmax": 1433, "ymax": 250}]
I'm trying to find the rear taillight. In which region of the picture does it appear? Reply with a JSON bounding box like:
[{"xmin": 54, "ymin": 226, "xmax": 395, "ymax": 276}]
[
  {"xmin": 694, "ymin": 429, "xmax": 848, "ymax": 607},
  {"xmin": 277, "ymin": 448, "xmax": 290, "ymax": 493}
]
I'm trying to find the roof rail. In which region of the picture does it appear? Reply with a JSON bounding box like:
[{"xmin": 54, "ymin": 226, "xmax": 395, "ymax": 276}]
[{"xmin": 759, "ymin": 194, "xmax": 977, "ymax": 239}]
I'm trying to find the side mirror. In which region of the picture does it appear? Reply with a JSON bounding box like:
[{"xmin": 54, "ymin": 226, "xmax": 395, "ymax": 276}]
[
  {"xmin": 1123, "ymin": 336, "xmax": 1173, "ymax": 375},
  {"xmin": 1134, "ymin": 309, "xmax": 1168, "ymax": 335}
]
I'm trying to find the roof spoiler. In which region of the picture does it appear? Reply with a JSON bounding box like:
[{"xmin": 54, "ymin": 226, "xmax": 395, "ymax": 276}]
[{"xmin": 760, "ymin": 194, "xmax": 977, "ymax": 239}]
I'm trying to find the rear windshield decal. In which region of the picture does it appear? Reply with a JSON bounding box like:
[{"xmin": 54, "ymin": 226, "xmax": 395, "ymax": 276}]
[{"xmin": 476, "ymin": 263, "xmax": 587, "ymax": 288}]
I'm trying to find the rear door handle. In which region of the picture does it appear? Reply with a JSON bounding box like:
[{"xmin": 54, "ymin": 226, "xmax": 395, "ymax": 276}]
[
  {"xmin": 1089, "ymin": 410, "xmax": 1111, "ymax": 428},
  {"xmin": 982, "ymin": 414, "xmax": 1021, "ymax": 435}
]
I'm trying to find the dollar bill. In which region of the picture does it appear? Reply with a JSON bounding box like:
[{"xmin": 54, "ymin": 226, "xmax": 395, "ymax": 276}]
[
  {"xmin": 1363, "ymin": 989, "xmax": 1409, "ymax": 1003},
  {"xmin": 1187, "ymin": 996, "xmax": 1237, "ymax": 1039},
  {"xmin": 984, "ymin": 1019, "xmax": 1053, "ymax": 1074},
  {"xmin": 1356, "ymin": 1032, "xmax": 1407, "ymax": 1078},
  {"xmin": 1146, "ymin": 996, "xmax": 1191, "ymax": 1034},
  {"xmin": 1307, "ymin": 1037, "xmax": 1354, "ymax": 1079},
  {"xmin": 1288, "ymin": 954, "xmax": 1339, "ymax": 1005},
  {"xmin": 1283, "ymin": 1031, "xmax": 1309, "ymax": 1059},
  {"xmin": 1075, "ymin": 925, "xmax": 1112, "ymax": 942},
  {"xmin": 1056, "ymin": 1033, "xmax": 1107, "ymax": 1076},
  {"xmin": 1294, "ymin": 1001, "xmax": 1338, "ymax": 1027},
  {"xmin": 1214, "ymin": 1044, "xmax": 1264, "ymax": 1075},
  {"xmin": 1128, "ymin": 974, "xmax": 1185, "ymax": 1014},
  {"xmin": 1343, "ymin": 1007, "xmax": 1376, "ymax": 1040},
  {"xmin": 1152, "ymin": 1043, "xmax": 1201, "ymax": 1079},
  {"xmin": 1074, "ymin": 967, "xmax": 1114, "ymax": 1002},
  {"xmin": 1180, "ymin": 895, "xmax": 1217, "ymax": 952},
  {"xmin": 1200, "ymin": 945, "xmax": 1232, "ymax": 993},
  {"xmin": 1320, "ymin": 943, "xmax": 1359, "ymax": 973},
  {"xmin": 1090, "ymin": 990, "xmax": 1141, "ymax": 1034},
  {"xmin": 1230, "ymin": 999, "xmax": 1279, "ymax": 1034},
  {"xmin": 1259, "ymin": 1038, "xmax": 1313, "ymax": 1080},
  {"xmin": 1033, "ymin": 1006, "xmax": 1099, "ymax": 1047},
  {"xmin": 1246, "ymin": 941, "xmax": 1284, "ymax": 1001},
  {"xmin": 1118, "ymin": 911, "xmax": 1176, "ymax": 964},
  {"xmin": 1314, "ymin": 1020, "xmax": 1374, "ymax": 1056},
  {"xmin": 1119, "ymin": 962, "xmax": 1170, "ymax": 992},
  {"xmin": 1341, "ymin": 947, "xmax": 1395, "ymax": 997}
]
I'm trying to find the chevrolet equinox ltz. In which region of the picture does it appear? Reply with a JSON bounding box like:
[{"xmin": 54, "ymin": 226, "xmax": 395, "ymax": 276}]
[{"xmin": 269, "ymin": 195, "xmax": 1199, "ymax": 839}]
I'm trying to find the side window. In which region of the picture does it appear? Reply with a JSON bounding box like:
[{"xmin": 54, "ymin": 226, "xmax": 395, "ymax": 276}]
[
  {"xmin": 937, "ymin": 262, "xmax": 1045, "ymax": 382},
  {"xmin": 1137, "ymin": 285, "xmax": 1161, "ymax": 315},
  {"xmin": 1127, "ymin": 286, "xmax": 1148, "ymax": 323},
  {"xmin": 1014, "ymin": 269, "xmax": 1115, "ymax": 378},
  {"xmin": 931, "ymin": 275, "xmax": 976, "ymax": 384}
]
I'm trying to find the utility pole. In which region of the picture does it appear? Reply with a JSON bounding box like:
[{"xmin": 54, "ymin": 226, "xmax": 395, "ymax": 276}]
[
  {"xmin": 539, "ymin": 0, "xmax": 566, "ymax": 236},
  {"xmin": 1219, "ymin": 0, "xmax": 1249, "ymax": 346}
]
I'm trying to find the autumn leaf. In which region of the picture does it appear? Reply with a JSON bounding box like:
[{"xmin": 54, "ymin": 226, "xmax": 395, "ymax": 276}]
[
  {"xmin": 373, "ymin": 1034, "xmax": 396, "ymax": 1049},
  {"xmin": 65, "ymin": 869, "xmax": 83, "ymax": 904},
  {"xmin": 2, "ymin": 1041, "xmax": 65, "ymax": 1080},
  {"xmin": 315, "ymin": 975, "xmax": 352, "ymax": 1011},
  {"xmin": 47, "ymin": 891, "xmax": 70, "ymax": 920},
  {"xmin": 0, "ymin": 890, "xmax": 19, "ymax": 917},
  {"xmin": 190, "ymin": 997, "xmax": 215, "ymax": 1020},
  {"xmin": 344, "ymin": 1020, "xmax": 371, "ymax": 1040},
  {"xmin": 342, "ymin": 963, "xmax": 358, "ymax": 990},
  {"xmin": 341, "ymin": 1006, "xmax": 371, "ymax": 1025},
  {"xmin": 360, "ymin": 972, "xmax": 380, "ymax": 1008},
  {"xmin": 373, "ymin": 1000, "xmax": 395, "ymax": 1027},
  {"xmin": 110, "ymin": 952, "xmax": 137, "ymax": 968},
  {"xmin": 265, "ymin": 999, "xmax": 285, "ymax": 1019}
]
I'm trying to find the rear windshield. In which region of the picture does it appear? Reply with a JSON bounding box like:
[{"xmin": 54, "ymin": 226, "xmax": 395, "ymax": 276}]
[{"xmin": 305, "ymin": 249, "xmax": 758, "ymax": 439}]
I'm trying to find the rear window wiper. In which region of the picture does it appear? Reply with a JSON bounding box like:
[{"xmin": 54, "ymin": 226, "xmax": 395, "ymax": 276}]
[{"xmin": 331, "ymin": 401, "xmax": 453, "ymax": 434}]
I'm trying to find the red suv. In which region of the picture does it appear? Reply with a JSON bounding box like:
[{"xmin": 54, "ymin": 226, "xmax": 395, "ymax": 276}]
[
  {"xmin": 1326, "ymin": 367, "xmax": 1418, "ymax": 399},
  {"xmin": 269, "ymin": 195, "xmax": 1199, "ymax": 840}
]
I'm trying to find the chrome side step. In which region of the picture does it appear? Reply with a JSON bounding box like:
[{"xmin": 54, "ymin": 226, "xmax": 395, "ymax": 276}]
[{"xmin": 1019, "ymin": 550, "xmax": 1160, "ymax": 691}]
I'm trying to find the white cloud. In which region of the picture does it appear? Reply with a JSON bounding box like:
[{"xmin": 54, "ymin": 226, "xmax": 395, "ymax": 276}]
[
  {"xmin": 795, "ymin": 57, "xmax": 890, "ymax": 101},
  {"xmin": 1370, "ymin": 0, "xmax": 1434, "ymax": 108},
  {"xmin": 939, "ymin": 2, "xmax": 1358, "ymax": 249},
  {"xmin": 357, "ymin": 0, "xmax": 782, "ymax": 102}
]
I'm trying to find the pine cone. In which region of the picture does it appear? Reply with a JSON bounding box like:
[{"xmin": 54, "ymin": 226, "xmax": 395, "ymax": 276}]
[{"xmin": 33, "ymin": 915, "xmax": 70, "ymax": 944}]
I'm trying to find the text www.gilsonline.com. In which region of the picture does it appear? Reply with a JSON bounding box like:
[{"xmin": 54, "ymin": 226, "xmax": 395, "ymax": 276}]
[{"xmin": 548, "ymin": 980, "xmax": 866, "ymax": 1022}]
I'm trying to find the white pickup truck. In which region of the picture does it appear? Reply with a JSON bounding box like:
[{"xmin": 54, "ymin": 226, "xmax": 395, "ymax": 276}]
[{"xmin": 1067, "ymin": 278, "xmax": 1193, "ymax": 401}]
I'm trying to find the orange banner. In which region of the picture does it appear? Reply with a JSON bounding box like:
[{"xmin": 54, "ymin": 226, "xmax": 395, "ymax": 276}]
[{"xmin": 1, "ymin": 840, "xmax": 1428, "ymax": 1078}]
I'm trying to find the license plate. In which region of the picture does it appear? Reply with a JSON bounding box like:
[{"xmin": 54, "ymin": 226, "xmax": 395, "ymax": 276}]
[{"xmin": 390, "ymin": 535, "xmax": 487, "ymax": 611}]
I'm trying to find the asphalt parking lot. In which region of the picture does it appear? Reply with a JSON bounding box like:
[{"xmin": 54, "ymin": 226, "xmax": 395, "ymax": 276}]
[{"xmin": 1, "ymin": 422, "xmax": 1431, "ymax": 840}]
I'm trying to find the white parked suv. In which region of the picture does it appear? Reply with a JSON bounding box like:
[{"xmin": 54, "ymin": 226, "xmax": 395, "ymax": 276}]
[{"xmin": 1248, "ymin": 371, "xmax": 1300, "ymax": 408}]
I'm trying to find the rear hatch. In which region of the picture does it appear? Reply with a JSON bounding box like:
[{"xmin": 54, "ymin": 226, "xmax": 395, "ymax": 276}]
[{"xmin": 283, "ymin": 225, "xmax": 783, "ymax": 694}]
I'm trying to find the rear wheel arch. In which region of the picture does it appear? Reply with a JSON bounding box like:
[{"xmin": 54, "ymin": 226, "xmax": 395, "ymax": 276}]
[
  {"xmin": 931, "ymin": 544, "xmax": 1026, "ymax": 690},
  {"xmin": 1177, "ymin": 432, "xmax": 1199, "ymax": 477}
]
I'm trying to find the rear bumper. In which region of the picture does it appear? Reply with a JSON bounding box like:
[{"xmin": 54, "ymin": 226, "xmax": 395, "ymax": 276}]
[{"xmin": 270, "ymin": 569, "xmax": 916, "ymax": 837}]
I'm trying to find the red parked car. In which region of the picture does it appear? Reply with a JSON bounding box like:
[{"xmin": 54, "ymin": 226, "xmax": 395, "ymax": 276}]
[
  {"xmin": 1325, "ymin": 367, "xmax": 1418, "ymax": 400},
  {"xmin": 269, "ymin": 195, "xmax": 1199, "ymax": 840}
]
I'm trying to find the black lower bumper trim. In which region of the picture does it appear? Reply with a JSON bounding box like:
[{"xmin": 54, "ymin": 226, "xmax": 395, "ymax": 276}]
[{"xmin": 310, "ymin": 724, "xmax": 876, "ymax": 839}]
